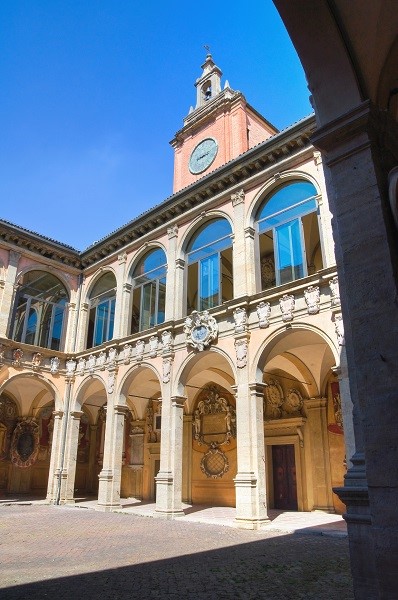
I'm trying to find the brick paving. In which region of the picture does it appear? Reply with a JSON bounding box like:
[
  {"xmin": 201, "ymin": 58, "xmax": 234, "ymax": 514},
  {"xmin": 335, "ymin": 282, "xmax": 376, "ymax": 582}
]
[{"xmin": 0, "ymin": 504, "xmax": 354, "ymax": 600}]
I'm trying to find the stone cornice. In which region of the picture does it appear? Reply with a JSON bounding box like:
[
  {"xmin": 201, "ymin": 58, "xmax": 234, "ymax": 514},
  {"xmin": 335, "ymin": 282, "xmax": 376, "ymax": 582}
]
[
  {"xmin": 0, "ymin": 114, "xmax": 316, "ymax": 271},
  {"xmin": 0, "ymin": 220, "xmax": 81, "ymax": 269}
]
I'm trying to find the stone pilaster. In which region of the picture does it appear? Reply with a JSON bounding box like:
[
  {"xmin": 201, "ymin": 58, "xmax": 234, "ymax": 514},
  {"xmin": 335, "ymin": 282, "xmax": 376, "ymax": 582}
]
[
  {"xmin": 182, "ymin": 414, "xmax": 193, "ymax": 503},
  {"xmin": 0, "ymin": 250, "xmax": 21, "ymax": 338},
  {"xmin": 332, "ymin": 346, "xmax": 355, "ymax": 467},
  {"xmin": 155, "ymin": 384, "xmax": 185, "ymax": 518},
  {"xmin": 46, "ymin": 409, "xmax": 64, "ymax": 502},
  {"xmin": 113, "ymin": 252, "xmax": 128, "ymax": 338},
  {"xmin": 165, "ymin": 225, "xmax": 179, "ymax": 321},
  {"xmin": 231, "ymin": 190, "xmax": 248, "ymax": 297},
  {"xmin": 75, "ymin": 301, "xmax": 89, "ymax": 352},
  {"xmin": 87, "ymin": 424, "xmax": 98, "ymax": 493},
  {"xmin": 304, "ymin": 397, "xmax": 334, "ymax": 511},
  {"xmin": 63, "ymin": 300, "xmax": 77, "ymax": 354},
  {"xmin": 233, "ymin": 333, "xmax": 269, "ymax": 529}
]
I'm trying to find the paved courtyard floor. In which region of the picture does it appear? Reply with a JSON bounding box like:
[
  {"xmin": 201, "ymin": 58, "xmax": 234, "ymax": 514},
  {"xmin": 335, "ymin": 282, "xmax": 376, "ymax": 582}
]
[{"xmin": 0, "ymin": 502, "xmax": 353, "ymax": 600}]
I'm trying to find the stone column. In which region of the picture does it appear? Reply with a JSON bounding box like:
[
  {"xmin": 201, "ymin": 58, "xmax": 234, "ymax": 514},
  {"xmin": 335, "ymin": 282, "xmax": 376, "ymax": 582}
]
[
  {"xmin": 311, "ymin": 102, "xmax": 398, "ymax": 597},
  {"xmin": 155, "ymin": 374, "xmax": 185, "ymax": 518},
  {"xmin": 61, "ymin": 410, "xmax": 83, "ymax": 504},
  {"xmin": 0, "ymin": 250, "xmax": 21, "ymax": 338},
  {"xmin": 113, "ymin": 252, "xmax": 128, "ymax": 338},
  {"xmin": 97, "ymin": 379, "xmax": 128, "ymax": 511},
  {"xmin": 304, "ymin": 398, "xmax": 334, "ymax": 512},
  {"xmin": 46, "ymin": 409, "xmax": 64, "ymax": 502},
  {"xmin": 233, "ymin": 334, "xmax": 268, "ymax": 529},
  {"xmin": 165, "ymin": 225, "xmax": 179, "ymax": 321}
]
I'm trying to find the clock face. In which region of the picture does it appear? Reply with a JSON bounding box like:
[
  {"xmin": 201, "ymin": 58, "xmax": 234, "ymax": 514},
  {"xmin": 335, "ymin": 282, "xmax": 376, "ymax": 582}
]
[{"xmin": 189, "ymin": 138, "xmax": 218, "ymax": 174}]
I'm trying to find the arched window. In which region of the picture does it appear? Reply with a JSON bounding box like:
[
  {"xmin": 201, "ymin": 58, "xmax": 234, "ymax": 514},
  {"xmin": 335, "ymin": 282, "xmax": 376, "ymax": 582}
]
[
  {"xmin": 257, "ymin": 181, "xmax": 322, "ymax": 289},
  {"xmin": 87, "ymin": 272, "xmax": 116, "ymax": 348},
  {"xmin": 186, "ymin": 218, "xmax": 233, "ymax": 313},
  {"xmin": 131, "ymin": 248, "xmax": 167, "ymax": 333},
  {"xmin": 11, "ymin": 271, "xmax": 69, "ymax": 350}
]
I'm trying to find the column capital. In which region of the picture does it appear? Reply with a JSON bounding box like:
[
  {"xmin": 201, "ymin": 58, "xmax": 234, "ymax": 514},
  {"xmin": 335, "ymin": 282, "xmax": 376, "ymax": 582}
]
[
  {"xmin": 70, "ymin": 410, "xmax": 83, "ymax": 419},
  {"xmin": 113, "ymin": 404, "xmax": 130, "ymax": 415},
  {"xmin": 171, "ymin": 395, "xmax": 186, "ymax": 408},
  {"xmin": 248, "ymin": 382, "xmax": 267, "ymax": 397},
  {"xmin": 8, "ymin": 250, "xmax": 21, "ymax": 267},
  {"xmin": 175, "ymin": 258, "xmax": 185, "ymax": 270},
  {"xmin": 52, "ymin": 409, "xmax": 64, "ymax": 419},
  {"xmin": 231, "ymin": 189, "xmax": 245, "ymax": 207}
]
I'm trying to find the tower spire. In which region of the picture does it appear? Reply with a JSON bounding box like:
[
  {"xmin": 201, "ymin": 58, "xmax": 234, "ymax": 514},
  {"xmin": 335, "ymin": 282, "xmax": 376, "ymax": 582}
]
[{"xmin": 194, "ymin": 50, "xmax": 222, "ymax": 108}]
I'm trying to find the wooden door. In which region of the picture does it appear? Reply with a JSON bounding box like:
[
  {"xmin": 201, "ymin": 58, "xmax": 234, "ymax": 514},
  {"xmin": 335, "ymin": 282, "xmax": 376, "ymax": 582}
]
[{"xmin": 272, "ymin": 444, "xmax": 298, "ymax": 510}]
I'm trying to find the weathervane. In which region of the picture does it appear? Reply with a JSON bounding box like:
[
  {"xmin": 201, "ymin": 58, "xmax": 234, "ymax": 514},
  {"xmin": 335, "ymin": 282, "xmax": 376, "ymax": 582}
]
[{"xmin": 204, "ymin": 44, "xmax": 211, "ymax": 56}]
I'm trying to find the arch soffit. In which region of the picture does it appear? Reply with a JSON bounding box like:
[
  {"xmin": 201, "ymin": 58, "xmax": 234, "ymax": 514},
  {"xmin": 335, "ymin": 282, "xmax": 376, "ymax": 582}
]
[
  {"xmin": 73, "ymin": 373, "xmax": 107, "ymax": 409},
  {"xmin": 177, "ymin": 210, "xmax": 234, "ymax": 260},
  {"xmin": 273, "ymin": 0, "xmax": 363, "ymax": 125},
  {"xmin": 251, "ymin": 322, "xmax": 339, "ymax": 383},
  {"xmin": 117, "ymin": 361, "xmax": 162, "ymax": 401},
  {"xmin": 0, "ymin": 372, "xmax": 62, "ymax": 412},
  {"xmin": 126, "ymin": 241, "xmax": 168, "ymax": 284},
  {"xmin": 247, "ymin": 170, "xmax": 322, "ymax": 230},
  {"xmin": 173, "ymin": 347, "xmax": 237, "ymax": 398},
  {"xmin": 265, "ymin": 350, "xmax": 319, "ymax": 397},
  {"xmin": 83, "ymin": 266, "xmax": 117, "ymax": 304},
  {"xmin": 16, "ymin": 265, "xmax": 72, "ymax": 300}
]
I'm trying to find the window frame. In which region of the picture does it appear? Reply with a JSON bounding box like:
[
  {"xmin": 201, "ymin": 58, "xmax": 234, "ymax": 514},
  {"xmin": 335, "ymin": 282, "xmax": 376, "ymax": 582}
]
[
  {"xmin": 186, "ymin": 220, "xmax": 233, "ymax": 313},
  {"xmin": 256, "ymin": 182, "xmax": 321, "ymax": 290}
]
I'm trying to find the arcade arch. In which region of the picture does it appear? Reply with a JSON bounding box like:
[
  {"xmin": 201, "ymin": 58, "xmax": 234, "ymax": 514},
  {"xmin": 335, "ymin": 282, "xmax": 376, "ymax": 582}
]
[
  {"xmin": 177, "ymin": 350, "xmax": 237, "ymax": 507},
  {"xmin": 256, "ymin": 326, "xmax": 345, "ymax": 513}
]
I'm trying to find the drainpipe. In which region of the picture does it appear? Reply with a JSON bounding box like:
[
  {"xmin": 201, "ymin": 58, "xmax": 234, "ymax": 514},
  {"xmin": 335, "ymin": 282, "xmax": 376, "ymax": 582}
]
[{"xmin": 55, "ymin": 272, "xmax": 83, "ymax": 505}]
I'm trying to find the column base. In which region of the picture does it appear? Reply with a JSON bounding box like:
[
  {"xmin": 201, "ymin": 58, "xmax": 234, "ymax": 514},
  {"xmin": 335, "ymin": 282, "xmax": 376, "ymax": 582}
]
[
  {"xmin": 234, "ymin": 516, "xmax": 270, "ymax": 530},
  {"xmin": 96, "ymin": 502, "xmax": 122, "ymax": 512},
  {"xmin": 154, "ymin": 508, "xmax": 185, "ymax": 519},
  {"xmin": 234, "ymin": 472, "xmax": 268, "ymax": 526}
]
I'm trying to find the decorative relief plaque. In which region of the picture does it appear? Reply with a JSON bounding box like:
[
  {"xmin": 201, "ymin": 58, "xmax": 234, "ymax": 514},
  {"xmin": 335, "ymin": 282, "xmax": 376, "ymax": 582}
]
[{"xmin": 184, "ymin": 311, "xmax": 218, "ymax": 351}]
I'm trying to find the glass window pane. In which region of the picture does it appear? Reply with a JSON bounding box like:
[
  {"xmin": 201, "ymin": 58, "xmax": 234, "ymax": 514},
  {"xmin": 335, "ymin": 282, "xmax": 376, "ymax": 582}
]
[
  {"xmin": 188, "ymin": 236, "xmax": 231, "ymax": 264},
  {"xmin": 258, "ymin": 181, "xmax": 317, "ymax": 223},
  {"xmin": 187, "ymin": 262, "xmax": 198, "ymax": 313},
  {"xmin": 157, "ymin": 277, "xmax": 166, "ymax": 325},
  {"xmin": 276, "ymin": 219, "xmax": 304, "ymax": 285},
  {"xmin": 187, "ymin": 218, "xmax": 232, "ymax": 253},
  {"xmin": 94, "ymin": 301, "xmax": 108, "ymax": 346},
  {"xmin": 90, "ymin": 273, "xmax": 117, "ymax": 300},
  {"xmin": 131, "ymin": 287, "xmax": 141, "ymax": 334},
  {"xmin": 259, "ymin": 198, "xmax": 317, "ymax": 232},
  {"xmin": 25, "ymin": 308, "xmax": 37, "ymax": 345},
  {"xmin": 200, "ymin": 253, "xmax": 219, "ymax": 310},
  {"xmin": 141, "ymin": 282, "xmax": 156, "ymax": 330},
  {"xmin": 108, "ymin": 298, "xmax": 115, "ymax": 340},
  {"xmin": 134, "ymin": 248, "xmax": 167, "ymax": 277},
  {"xmin": 50, "ymin": 305, "xmax": 65, "ymax": 350}
]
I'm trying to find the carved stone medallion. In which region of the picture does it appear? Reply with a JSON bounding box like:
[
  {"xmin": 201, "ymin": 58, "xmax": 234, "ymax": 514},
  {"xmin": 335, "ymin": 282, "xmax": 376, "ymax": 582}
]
[
  {"xmin": 200, "ymin": 445, "xmax": 229, "ymax": 479},
  {"xmin": 264, "ymin": 379, "xmax": 284, "ymax": 419},
  {"xmin": 10, "ymin": 418, "xmax": 40, "ymax": 468},
  {"xmin": 184, "ymin": 310, "xmax": 218, "ymax": 351}
]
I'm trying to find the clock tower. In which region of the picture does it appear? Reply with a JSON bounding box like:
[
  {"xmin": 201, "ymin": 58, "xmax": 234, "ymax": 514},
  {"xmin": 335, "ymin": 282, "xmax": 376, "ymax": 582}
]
[{"xmin": 171, "ymin": 53, "xmax": 278, "ymax": 193}]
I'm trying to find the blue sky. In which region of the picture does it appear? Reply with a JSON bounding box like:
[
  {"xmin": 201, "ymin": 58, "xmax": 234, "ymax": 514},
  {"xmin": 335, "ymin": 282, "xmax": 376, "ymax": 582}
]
[{"xmin": 0, "ymin": 1, "xmax": 311, "ymax": 251}]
